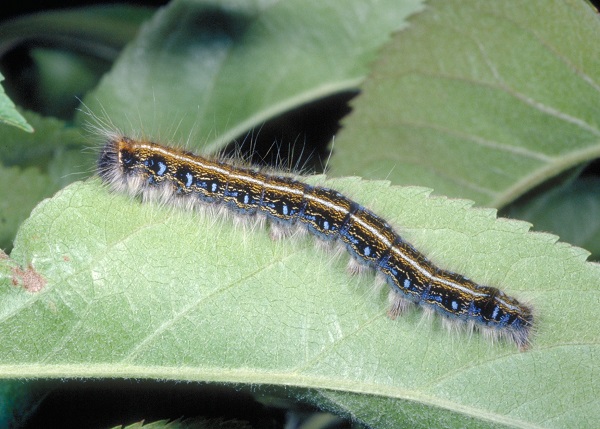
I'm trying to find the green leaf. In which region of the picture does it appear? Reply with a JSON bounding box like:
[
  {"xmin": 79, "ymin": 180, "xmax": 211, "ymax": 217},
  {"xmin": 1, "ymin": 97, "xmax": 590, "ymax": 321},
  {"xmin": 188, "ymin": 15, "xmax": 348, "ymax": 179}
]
[
  {"xmin": 111, "ymin": 417, "xmax": 252, "ymax": 429},
  {"xmin": 0, "ymin": 110, "xmax": 91, "ymax": 250},
  {"xmin": 0, "ymin": 5, "xmax": 153, "ymax": 118},
  {"xmin": 0, "ymin": 166, "xmax": 56, "ymax": 251},
  {"xmin": 334, "ymin": 0, "xmax": 600, "ymax": 208},
  {"xmin": 1, "ymin": 178, "xmax": 598, "ymax": 428},
  {"xmin": 0, "ymin": 380, "xmax": 47, "ymax": 428},
  {"xmin": 0, "ymin": 5, "xmax": 153, "ymax": 60},
  {"xmin": 503, "ymin": 177, "xmax": 600, "ymax": 259},
  {"xmin": 0, "ymin": 110, "xmax": 83, "ymax": 168},
  {"xmin": 80, "ymin": 0, "xmax": 424, "ymax": 152},
  {"xmin": 3, "ymin": 1, "xmax": 599, "ymax": 427},
  {"xmin": 0, "ymin": 74, "xmax": 33, "ymax": 133}
]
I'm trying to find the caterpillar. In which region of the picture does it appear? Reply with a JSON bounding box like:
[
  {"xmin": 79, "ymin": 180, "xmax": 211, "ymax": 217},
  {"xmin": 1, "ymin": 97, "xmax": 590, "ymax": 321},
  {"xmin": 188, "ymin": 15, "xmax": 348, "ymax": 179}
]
[{"xmin": 97, "ymin": 135, "xmax": 534, "ymax": 350}]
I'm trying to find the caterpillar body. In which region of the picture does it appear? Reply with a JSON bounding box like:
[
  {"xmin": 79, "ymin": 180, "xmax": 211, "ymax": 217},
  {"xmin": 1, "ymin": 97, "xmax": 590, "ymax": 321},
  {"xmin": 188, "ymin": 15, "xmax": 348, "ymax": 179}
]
[{"xmin": 97, "ymin": 136, "xmax": 534, "ymax": 350}]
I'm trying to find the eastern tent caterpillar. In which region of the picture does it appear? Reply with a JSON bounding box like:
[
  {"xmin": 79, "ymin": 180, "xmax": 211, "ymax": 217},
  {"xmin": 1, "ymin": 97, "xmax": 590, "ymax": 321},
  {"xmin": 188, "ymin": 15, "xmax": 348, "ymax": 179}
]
[{"xmin": 97, "ymin": 135, "xmax": 534, "ymax": 350}]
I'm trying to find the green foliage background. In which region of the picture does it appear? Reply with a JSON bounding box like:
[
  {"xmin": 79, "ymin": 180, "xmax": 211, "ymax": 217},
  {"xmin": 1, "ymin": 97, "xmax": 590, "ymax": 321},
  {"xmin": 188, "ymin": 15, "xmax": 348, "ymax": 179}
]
[{"xmin": 0, "ymin": 0, "xmax": 599, "ymax": 428}]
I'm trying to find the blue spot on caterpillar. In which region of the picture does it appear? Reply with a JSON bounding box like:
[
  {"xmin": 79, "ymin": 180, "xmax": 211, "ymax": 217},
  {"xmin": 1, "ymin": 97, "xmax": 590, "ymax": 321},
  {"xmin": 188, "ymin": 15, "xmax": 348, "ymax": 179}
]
[{"xmin": 97, "ymin": 136, "xmax": 534, "ymax": 350}]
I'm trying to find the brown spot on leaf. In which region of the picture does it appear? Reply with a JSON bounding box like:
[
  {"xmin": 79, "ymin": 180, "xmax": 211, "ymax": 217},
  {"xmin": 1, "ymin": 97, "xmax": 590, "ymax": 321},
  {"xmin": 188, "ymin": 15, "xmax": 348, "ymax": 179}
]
[{"xmin": 11, "ymin": 264, "xmax": 46, "ymax": 292}]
